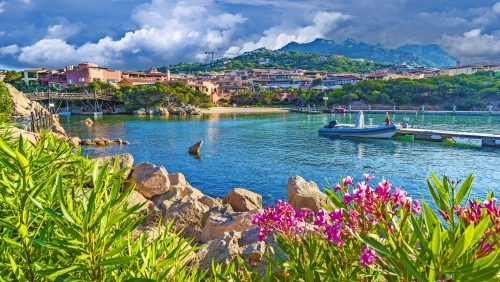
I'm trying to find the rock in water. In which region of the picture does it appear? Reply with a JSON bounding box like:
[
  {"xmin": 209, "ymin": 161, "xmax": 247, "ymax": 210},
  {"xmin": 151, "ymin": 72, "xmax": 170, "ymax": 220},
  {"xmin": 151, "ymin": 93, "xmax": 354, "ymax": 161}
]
[
  {"xmin": 286, "ymin": 175, "xmax": 332, "ymax": 213},
  {"xmin": 129, "ymin": 162, "xmax": 170, "ymax": 198},
  {"xmin": 188, "ymin": 140, "xmax": 203, "ymax": 154},
  {"xmin": 78, "ymin": 118, "xmax": 93, "ymax": 125},
  {"xmin": 68, "ymin": 137, "xmax": 81, "ymax": 148},
  {"xmin": 222, "ymin": 188, "xmax": 262, "ymax": 212},
  {"xmin": 51, "ymin": 125, "xmax": 66, "ymax": 136}
]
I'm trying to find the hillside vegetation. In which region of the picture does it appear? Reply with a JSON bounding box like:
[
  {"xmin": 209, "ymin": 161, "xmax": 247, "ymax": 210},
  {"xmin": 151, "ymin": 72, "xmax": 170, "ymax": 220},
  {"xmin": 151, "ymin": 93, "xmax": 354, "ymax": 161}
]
[
  {"xmin": 325, "ymin": 71, "xmax": 500, "ymax": 110},
  {"xmin": 160, "ymin": 50, "xmax": 393, "ymax": 73}
]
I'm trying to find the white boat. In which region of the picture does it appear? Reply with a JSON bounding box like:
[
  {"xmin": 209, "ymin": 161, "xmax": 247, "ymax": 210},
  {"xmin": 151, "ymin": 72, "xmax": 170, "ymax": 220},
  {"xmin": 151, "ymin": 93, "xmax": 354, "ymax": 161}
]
[{"xmin": 318, "ymin": 111, "xmax": 397, "ymax": 139}]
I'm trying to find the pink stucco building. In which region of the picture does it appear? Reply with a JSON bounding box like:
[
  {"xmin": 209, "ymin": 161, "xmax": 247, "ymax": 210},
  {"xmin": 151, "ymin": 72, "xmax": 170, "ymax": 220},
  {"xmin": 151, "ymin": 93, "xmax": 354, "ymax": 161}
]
[{"xmin": 64, "ymin": 62, "xmax": 122, "ymax": 87}]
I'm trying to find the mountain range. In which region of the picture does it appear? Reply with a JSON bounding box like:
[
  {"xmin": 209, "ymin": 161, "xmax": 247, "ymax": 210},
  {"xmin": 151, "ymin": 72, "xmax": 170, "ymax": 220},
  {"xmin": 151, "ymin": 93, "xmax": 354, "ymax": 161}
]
[{"xmin": 278, "ymin": 38, "xmax": 457, "ymax": 68}]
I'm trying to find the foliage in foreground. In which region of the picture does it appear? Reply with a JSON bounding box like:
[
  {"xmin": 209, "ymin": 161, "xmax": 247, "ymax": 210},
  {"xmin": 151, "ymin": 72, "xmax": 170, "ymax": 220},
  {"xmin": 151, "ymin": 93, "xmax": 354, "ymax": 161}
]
[
  {"xmin": 0, "ymin": 131, "xmax": 230, "ymax": 281},
  {"xmin": 253, "ymin": 173, "xmax": 500, "ymax": 281}
]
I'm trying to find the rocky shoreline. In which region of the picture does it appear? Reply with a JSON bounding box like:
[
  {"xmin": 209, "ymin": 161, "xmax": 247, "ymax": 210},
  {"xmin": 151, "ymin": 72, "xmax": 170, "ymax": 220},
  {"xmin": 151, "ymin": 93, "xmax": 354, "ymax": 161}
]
[{"xmin": 100, "ymin": 152, "xmax": 328, "ymax": 273}]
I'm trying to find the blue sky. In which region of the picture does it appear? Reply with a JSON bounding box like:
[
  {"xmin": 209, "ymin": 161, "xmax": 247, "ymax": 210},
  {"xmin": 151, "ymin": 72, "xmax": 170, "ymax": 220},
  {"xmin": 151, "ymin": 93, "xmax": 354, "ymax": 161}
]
[{"xmin": 0, "ymin": 0, "xmax": 499, "ymax": 70}]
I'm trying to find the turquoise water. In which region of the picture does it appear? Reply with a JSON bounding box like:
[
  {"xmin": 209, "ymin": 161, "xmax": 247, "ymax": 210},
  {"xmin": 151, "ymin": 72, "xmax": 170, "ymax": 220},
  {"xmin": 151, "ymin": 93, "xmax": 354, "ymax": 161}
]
[{"xmin": 60, "ymin": 112, "xmax": 500, "ymax": 206}]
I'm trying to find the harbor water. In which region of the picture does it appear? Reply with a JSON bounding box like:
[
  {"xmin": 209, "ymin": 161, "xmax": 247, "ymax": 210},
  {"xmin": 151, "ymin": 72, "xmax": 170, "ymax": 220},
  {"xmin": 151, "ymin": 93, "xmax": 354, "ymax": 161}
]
[{"xmin": 60, "ymin": 112, "xmax": 500, "ymax": 207}]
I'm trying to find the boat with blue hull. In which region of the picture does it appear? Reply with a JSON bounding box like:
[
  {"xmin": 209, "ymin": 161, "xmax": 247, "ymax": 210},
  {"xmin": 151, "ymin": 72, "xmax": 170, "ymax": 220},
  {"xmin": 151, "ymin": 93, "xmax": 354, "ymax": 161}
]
[{"xmin": 318, "ymin": 111, "xmax": 397, "ymax": 139}]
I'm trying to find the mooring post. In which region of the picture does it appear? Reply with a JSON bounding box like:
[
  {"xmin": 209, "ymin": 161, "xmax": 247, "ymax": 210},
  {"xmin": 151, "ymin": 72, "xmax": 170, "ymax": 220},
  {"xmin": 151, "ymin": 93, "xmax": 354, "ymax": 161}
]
[
  {"xmin": 30, "ymin": 112, "xmax": 35, "ymax": 132},
  {"xmin": 112, "ymin": 95, "xmax": 115, "ymax": 112},
  {"xmin": 348, "ymin": 104, "xmax": 352, "ymax": 112},
  {"xmin": 421, "ymin": 105, "xmax": 425, "ymax": 113},
  {"xmin": 453, "ymin": 105, "xmax": 456, "ymax": 113},
  {"xmin": 489, "ymin": 106, "xmax": 493, "ymax": 113},
  {"xmin": 392, "ymin": 105, "xmax": 396, "ymax": 113},
  {"xmin": 368, "ymin": 105, "xmax": 371, "ymax": 112}
]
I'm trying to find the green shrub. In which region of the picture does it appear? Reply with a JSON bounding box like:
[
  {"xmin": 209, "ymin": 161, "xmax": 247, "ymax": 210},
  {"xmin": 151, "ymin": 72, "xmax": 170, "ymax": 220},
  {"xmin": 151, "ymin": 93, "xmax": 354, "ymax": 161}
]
[
  {"xmin": 0, "ymin": 81, "xmax": 12, "ymax": 123},
  {"xmin": 0, "ymin": 133, "xmax": 234, "ymax": 281}
]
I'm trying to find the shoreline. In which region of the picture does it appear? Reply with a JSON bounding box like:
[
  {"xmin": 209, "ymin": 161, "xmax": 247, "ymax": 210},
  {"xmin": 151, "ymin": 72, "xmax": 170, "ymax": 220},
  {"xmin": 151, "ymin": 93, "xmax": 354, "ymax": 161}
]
[{"xmin": 200, "ymin": 107, "xmax": 288, "ymax": 114}]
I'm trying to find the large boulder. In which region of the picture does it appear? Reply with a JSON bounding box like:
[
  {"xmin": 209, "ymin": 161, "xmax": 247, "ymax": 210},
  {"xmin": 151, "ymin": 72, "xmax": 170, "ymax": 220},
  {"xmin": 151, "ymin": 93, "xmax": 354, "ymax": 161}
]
[
  {"xmin": 188, "ymin": 141, "xmax": 203, "ymax": 154},
  {"xmin": 129, "ymin": 162, "xmax": 170, "ymax": 198},
  {"xmin": 193, "ymin": 231, "xmax": 241, "ymax": 271},
  {"xmin": 78, "ymin": 118, "xmax": 93, "ymax": 125},
  {"xmin": 199, "ymin": 210, "xmax": 257, "ymax": 243},
  {"xmin": 68, "ymin": 136, "xmax": 81, "ymax": 148},
  {"xmin": 201, "ymin": 204, "xmax": 233, "ymax": 229},
  {"xmin": 222, "ymin": 188, "xmax": 262, "ymax": 212},
  {"xmin": 198, "ymin": 195, "xmax": 221, "ymax": 209},
  {"xmin": 286, "ymin": 175, "xmax": 332, "ymax": 213},
  {"xmin": 2, "ymin": 127, "xmax": 39, "ymax": 145},
  {"xmin": 51, "ymin": 125, "xmax": 66, "ymax": 136},
  {"xmin": 162, "ymin": 197, "xmax": 209, "ymax": 239},
  {"xmin": 96, "ymin": 153, "xmax": 135, "ymax": 179},
  {"xmin": 150, "ymin": 188, "xmax": 183, "ymax": 210}
]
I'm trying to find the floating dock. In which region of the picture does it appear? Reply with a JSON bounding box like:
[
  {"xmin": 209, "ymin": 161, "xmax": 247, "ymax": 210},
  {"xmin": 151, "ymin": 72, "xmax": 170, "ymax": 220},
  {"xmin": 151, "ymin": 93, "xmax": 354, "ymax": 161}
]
[{"xmin": 395, "ymin": 128, "xmax": 500, "ymax": 147}]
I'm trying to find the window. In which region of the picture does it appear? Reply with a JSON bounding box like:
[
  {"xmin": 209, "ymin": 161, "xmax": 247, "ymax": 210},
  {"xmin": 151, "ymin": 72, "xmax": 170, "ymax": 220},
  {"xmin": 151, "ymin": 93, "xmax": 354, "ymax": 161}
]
[
  {"xmin": 106, "ymin": 79, "xmax": 116, "ymax": 83},
  {"xmin": 68, "ymin": 79, "xmax": 72, "ymax": 84},
  {"xmin": 79, "ymin": 77, "xmax": 85, "ymax": 82},
  {"xmin": 93, "ymin": 78, "xmax": 101, "ymax": 82}
]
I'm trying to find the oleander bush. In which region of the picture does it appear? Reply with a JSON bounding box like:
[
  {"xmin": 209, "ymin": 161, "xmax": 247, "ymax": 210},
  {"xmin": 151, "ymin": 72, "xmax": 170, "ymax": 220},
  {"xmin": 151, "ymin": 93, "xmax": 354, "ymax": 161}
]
[
  {"xmin": 253, "ymin": 173, "xmax": 500, "ymax": 281},
  {"xmin": 0, "ymin": 132, "xmax": 235, "ymax": 281}
]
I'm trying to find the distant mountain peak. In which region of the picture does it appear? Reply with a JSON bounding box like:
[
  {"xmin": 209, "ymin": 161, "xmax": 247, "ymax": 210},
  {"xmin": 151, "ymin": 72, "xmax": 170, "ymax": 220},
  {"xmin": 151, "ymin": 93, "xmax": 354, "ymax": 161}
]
[{"xmin": 278, "ymin": 38, "xmax": 456, "ymax": 67}]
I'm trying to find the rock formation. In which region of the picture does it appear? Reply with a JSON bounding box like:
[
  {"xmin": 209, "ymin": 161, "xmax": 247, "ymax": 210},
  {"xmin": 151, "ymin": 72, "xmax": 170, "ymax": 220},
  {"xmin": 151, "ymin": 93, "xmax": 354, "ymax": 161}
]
[
  {"xmin": 188, "ymin": 141, "xmax": 203, "ymax": 154},
  {"xmin": 78, "ymin": 118, "xmax": 93, "ymax": 125},
  {"xmin": 286, "ymin": 175, "xmax": 332, "ymax": 213},
  {"xmin": 129, "ymin": 162, "xmax": 170, "ymax": 198},
  {"xmin": 222, "ymin": 188, "xmax": 262, "ymax": 212}
]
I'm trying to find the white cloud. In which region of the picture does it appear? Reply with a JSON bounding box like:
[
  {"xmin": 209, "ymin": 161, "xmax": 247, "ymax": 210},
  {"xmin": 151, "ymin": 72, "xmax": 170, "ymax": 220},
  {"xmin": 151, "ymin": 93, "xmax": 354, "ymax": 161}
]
[
  {"xmin": 0, "ymin": 45, "xmax": 20, "ymax": 56},
  {"xmin": 46, "ymin": 18, "xmax": 86, "ymax": 40},
  {"xmin": 228, "ymin": 11, "xmax": 352, "ymax": 54},
  {"xmin": 438, "ymin": 29, "xmax": 500, "ymax": 62},
  {"xmin": 493, "ymin": 2, "xmax": 500, "ymax": 14},
  {"xmin": 0, "ymin": 1, "xmax": 5, "ymax": 13},
  {"xmin": 13, "ymin": 0, "xmax": 247, "ymax": 68}
]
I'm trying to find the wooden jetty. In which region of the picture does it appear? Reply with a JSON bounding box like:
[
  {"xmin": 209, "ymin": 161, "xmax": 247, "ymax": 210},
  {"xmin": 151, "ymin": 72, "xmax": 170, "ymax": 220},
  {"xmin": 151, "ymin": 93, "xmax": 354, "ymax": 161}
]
[
  {"xmin": 25, "ymin": 92, "xmax": 114, "ymax": 101},
  {"xmin": 395, "ymin": 128, "xmax": 500, "ymax": 147}
]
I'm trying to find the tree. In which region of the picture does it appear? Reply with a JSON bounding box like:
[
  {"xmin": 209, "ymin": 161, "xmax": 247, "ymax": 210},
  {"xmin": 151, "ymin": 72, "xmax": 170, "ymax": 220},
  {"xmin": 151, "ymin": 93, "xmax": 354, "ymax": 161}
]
[
  {"xmin": 3, "ymin": 70, "xmax": 21, "ymax": 82},
  {"xmin": 0, "ymin": 81, "xmax": 12, "ymax": 123}
]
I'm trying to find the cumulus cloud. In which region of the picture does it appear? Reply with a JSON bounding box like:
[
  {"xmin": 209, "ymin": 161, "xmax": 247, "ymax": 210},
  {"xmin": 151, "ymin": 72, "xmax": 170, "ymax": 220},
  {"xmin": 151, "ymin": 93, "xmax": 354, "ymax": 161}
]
[
  {"xmin": 438, "ymin": 29, "xmax": 500, "ymax": 63},
  {"xmin": 0, "ymin": 1, "xmax": 5, "ymax": 13},
  {"xmin": 493, "ymin": 2, "xmax": 500, "ymax": 14},
  {"xmin": 0, "ymin": 45, "xmax": 20, "ymax": 56},
  {"xmin": 46, "ymin": 18, "xmax": 86, "ymax": 40},
  {"xmin": 10, "ymin": 0, "xmax": 247, "ymax": 68},
  {"xmin": 228, "ymin": 11, "xmax": 352, "ymax": 54}
]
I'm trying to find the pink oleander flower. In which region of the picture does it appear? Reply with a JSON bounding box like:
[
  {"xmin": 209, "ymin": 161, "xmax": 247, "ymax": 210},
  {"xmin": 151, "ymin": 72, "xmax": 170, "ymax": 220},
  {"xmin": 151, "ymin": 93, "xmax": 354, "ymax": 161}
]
[
  {"xmin": 391, "ymin": 187, "xmax": 408, "ymax": 207},
  {"xmin": 349, "ymin": 209, "xmax": 360, "ymax": 221},
  {"xmin": 375, "ymin": 177, "xmax": 391, "ymax": 203},
  {"xmin": 481, "ymin": 242, "xmax": 492, "ymax": 253},
  {"xmin": 359, "ymin": 245, "xmax": 380, "ymax": 267},
  {"xmin": 482, "ymin": 198, "xmax": 498, "ymax": 215},
  {"xmin": 344, "ymin": 191, "xmax": 354, "ymax": 204},
  {"xmin": 344, "ymin": 176, "xmax": 353, "ymax": 186},
  {"xmin": 363, "ymin": 172, "xmax": 375, "ymax": 182},
  {"xmin": 314, "ymin": 209, "xmax": 327, "ymax": 227},
  {"xmin": 334, "ymin": 182, "xmax": 342, "ymax": 192},
  {"xmin": 411, "ymin": 200, "xmax": 422, "ymax": 214},
  {"xmin": 438, "ymin": 210, "xmax": 450, "ymax": 222},
  {"xmin": 252, "ymin": 200, "xmax": 312, "ymax": 241}
]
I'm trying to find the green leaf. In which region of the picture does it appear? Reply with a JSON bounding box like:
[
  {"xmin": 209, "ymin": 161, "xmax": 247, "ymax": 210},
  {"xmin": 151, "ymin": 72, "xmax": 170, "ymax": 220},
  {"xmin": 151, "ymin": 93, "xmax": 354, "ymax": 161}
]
[
  {"xmin": 35, "ymin": 265, "xmax": 84, "ymax": 277},
  {"xmin": 393, "ymin": 244, "xmax": 427, "ymax": 282},
  {"xmin": 461, "ymin": 266, "xmax": 500, "ymax": 282},
  {"xmin": 97, "ymin": 256, "xmax": 137, "ymax": 266},
  {"xmin": 472, "ymin": 216, "xmax": 491, "ymax": 246},
  {"xmin": 455, "ymin": 174, "xmax": 474, "ymax": 206},
  {"xmin": 448, "ymin": 251, "xmax": 500, "ymax": 274},
  {"xmin": 410, "ymin": 215, "xmax": 430, "ymax": 253},
  {"xmin": 448, "ymin": 222, "xmax": 474, "ymax": 264},
  {"xmin": 359, "ymin": 235, "xmax": 395, "ymax": 259}
]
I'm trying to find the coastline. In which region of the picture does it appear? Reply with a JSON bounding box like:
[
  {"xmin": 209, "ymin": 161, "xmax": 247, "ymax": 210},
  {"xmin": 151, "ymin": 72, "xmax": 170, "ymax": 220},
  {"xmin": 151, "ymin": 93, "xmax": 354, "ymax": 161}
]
[{"xmin": 201, "ymin": 107, "xmax": 288, "ymax": 114}]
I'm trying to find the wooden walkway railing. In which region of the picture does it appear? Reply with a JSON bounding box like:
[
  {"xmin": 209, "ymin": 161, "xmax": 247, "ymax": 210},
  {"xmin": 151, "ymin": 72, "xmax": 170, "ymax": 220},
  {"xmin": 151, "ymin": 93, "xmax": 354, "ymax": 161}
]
[
  {"xmin": 30, "ymin": 109, "xmax": 53, "ymax": 132},
  {"xmin": 25, "ymin": 92, "xmax": 114, "ymax": 101}
]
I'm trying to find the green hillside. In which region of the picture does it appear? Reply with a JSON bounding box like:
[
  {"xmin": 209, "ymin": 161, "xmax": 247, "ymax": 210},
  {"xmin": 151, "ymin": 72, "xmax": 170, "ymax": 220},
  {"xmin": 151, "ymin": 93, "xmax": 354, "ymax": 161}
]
[{"xmin": 158, "ymin": 50, "xmax": 393, "ymax": 74}]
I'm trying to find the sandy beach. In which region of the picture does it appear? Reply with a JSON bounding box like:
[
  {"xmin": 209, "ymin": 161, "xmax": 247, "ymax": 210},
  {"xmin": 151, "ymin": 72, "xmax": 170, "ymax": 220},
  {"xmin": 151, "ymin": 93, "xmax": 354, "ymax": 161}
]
[{"xmin": 201, "ymin": 107, "xmax": 288, "ymax": 114}]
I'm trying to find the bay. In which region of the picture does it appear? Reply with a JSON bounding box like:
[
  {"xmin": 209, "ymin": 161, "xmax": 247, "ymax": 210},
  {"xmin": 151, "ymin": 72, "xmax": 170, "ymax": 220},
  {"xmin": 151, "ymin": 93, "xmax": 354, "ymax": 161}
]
[{"xmin": 61, "ymin": 112, "xmax": 500, "ymax": 206}]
